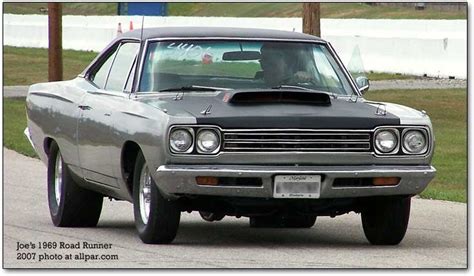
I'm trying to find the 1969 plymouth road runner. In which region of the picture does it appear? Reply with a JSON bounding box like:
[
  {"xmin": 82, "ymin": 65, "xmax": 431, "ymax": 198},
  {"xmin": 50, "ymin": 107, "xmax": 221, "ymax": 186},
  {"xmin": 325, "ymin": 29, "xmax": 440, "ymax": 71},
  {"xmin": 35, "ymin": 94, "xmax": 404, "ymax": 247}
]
[{"xmin": 25, "ymin": 27, "xmax": 436, "ymax": 245}]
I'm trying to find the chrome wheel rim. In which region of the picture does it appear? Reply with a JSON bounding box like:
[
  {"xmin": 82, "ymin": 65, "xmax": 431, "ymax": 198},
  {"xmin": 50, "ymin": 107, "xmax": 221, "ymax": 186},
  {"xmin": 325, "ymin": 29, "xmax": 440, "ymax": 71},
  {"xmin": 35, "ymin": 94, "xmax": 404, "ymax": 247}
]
[
  {"xmin": 54, "ymin": 152, "xmax": 63, "ymax": 206},
  {"xmin": 139, "ymin": 165, "xmax": 152, "ymax": 225}
]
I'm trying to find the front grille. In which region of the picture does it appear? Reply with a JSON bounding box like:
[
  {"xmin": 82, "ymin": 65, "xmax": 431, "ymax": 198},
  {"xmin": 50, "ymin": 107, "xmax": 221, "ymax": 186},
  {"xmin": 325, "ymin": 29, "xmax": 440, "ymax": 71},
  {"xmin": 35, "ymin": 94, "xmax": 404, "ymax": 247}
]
[{"xmin": 222, "ymin": 130, "xmax": 371, "ymax": 152}]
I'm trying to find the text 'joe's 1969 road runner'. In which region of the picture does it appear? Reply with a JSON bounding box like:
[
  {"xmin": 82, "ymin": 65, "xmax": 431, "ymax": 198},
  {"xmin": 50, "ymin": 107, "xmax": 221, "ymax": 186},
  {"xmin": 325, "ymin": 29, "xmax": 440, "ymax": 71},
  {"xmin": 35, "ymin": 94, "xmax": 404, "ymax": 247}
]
[{"xmin": 25, "ymin": 27, "xmax": 435, "ymax": 245}]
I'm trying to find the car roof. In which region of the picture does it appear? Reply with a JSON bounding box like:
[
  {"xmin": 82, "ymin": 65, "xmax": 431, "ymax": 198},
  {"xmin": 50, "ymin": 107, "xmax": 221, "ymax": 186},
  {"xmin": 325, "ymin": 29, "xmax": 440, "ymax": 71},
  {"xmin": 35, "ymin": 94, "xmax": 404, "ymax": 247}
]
[{"xmin": 119, "ymin": 27, "xmax": 326, "ymax": 43}]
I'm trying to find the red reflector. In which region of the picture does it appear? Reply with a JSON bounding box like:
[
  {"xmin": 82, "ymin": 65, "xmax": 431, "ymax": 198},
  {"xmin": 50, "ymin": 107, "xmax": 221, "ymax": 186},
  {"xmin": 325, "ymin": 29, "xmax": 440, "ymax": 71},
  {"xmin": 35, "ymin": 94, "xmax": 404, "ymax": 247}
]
[
  {"xmin": 196, "ymin": 176, "xmax": 218, "ymax": 186},
  {"xmin": 373, "ymin": 177, "xmax": 400, "ymax": 186}
]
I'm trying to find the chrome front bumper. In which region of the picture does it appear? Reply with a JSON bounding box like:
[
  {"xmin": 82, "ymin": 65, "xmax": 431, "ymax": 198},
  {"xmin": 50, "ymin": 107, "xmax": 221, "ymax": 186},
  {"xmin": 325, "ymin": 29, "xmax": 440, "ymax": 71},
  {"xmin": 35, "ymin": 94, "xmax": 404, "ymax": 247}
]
[{"xmin": 154, "ymin": 165, "xmax": 436, "ymax": 199}]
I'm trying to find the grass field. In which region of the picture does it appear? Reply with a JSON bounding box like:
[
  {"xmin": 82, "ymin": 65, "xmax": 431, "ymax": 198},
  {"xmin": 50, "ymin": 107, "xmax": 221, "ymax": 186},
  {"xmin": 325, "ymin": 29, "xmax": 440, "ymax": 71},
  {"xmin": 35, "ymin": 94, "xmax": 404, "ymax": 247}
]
[
  {"xmin": 3, "ymin": 2, "xmax": 466, "ymax": 19},
  {"xmin": 3, "ymin": 46, "xmax": 98, "ymax": 86},
  {"xmin": 3, "ymin": 97, "xmax": 38, "ymax": 158},
  {"xmin": 3, "ymin": 88, "xmax": 466, "ymax": 202},
  {"xmin": 366, "ymin": 89, "xmax": 467, "ymax": 203}
]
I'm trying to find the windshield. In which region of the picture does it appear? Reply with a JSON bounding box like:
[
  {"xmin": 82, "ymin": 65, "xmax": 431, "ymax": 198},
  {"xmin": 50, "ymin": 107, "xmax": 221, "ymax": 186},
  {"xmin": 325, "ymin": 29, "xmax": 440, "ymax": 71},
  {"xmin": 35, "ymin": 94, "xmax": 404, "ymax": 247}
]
[{"xmin": 139, "ymin": 40, "xmax": 355, "ymax": 95}]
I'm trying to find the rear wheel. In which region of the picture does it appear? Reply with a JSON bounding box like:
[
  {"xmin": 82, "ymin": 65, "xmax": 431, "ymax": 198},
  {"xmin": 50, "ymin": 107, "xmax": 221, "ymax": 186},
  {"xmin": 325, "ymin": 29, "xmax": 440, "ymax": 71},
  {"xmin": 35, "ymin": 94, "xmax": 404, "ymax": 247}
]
[
  {"xmin": 47, "ymin": 142, "xmax": 103, "ymax": 227},
  {"xmin": 250, "ymin": 214, "xmax": 316, "ymax": 228},
  {"xmin": 361, "ymin": 196, "xmax": 411, "ymax": 245},
  {"xmin": 133, "ymin": 152, "xmax": 180, "ymax": 244}
]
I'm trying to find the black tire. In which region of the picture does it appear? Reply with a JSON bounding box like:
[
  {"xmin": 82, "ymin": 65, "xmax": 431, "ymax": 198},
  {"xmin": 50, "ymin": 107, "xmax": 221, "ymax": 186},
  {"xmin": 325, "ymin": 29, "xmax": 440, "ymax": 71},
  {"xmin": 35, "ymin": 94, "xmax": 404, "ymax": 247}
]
[
  {"xmin": 199, "ymin": 211, "xmax": 225, "ymax": 222},
  {"xmin": 250, "ymin": 214, "xmax": 317, "ymax": 228},
  {"xmin": 361, "ymin": 196, "xmax": 411, "ymax": 245},
  {"xmin": 47, "ymin": 142, "xmax": 103, "ymax": 227},
  {"xmin": 133, "ymin": 151, "xmax": 180, "ymax": 244}
]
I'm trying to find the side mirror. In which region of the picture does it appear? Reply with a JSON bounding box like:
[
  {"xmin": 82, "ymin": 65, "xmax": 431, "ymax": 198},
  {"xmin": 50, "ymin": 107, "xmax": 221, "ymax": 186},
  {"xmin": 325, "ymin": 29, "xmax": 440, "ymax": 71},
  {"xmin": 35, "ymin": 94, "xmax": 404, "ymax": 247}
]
[{"xmin": 355, "ymin": 76, "xmax": 370, "ymax": 94}]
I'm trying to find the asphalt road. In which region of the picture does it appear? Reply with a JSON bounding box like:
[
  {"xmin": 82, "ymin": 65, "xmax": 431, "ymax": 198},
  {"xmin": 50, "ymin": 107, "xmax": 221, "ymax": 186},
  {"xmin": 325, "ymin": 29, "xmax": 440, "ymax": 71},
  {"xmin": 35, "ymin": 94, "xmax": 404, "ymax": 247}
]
[{"xmin": 3, "ymin": 148, "xmax": 467, "ymax": 268}]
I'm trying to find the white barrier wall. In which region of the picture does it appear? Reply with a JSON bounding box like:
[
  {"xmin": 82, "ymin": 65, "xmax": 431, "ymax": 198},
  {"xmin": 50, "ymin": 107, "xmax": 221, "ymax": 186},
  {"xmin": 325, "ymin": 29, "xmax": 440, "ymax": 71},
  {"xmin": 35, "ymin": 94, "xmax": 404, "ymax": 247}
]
[{"xmin": 3, "ymin": 14, "xmax": 467, "ymax": 79}]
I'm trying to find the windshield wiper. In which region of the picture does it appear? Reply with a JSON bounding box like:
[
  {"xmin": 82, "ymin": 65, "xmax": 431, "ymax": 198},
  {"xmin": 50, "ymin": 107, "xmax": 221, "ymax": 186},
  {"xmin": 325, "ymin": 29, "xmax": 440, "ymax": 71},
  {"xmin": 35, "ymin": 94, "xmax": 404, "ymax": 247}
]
[
  {"xmin": 159, "ymin": 85, "xmax": 231, "ymax": 92},
  {"xmin": 271, "ymin": 85, "xmax": 313, "ymax": 91}
]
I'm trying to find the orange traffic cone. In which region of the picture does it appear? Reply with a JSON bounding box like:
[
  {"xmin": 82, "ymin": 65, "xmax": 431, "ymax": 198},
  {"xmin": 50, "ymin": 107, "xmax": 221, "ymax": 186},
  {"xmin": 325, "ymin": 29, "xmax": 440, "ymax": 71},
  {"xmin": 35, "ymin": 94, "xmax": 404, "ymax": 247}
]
[
  {"xmin": 129, "ymin": 21, "xmax": 134, "ymax": 31},
  {"xmin": 117, "ymin": 22, "xmax": 122, "ymax": 36}
]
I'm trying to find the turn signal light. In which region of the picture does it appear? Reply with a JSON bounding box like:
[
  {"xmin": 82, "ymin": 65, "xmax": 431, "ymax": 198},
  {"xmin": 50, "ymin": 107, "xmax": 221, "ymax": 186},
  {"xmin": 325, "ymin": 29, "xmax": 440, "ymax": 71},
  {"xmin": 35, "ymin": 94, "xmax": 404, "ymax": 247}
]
[
  {"xmin": 372, "ymin": 177, "xmax": 400, "ymax": 186},
  {"xmin": 196, "ymin": 176, "xmax": 219, "ymax": 186}
]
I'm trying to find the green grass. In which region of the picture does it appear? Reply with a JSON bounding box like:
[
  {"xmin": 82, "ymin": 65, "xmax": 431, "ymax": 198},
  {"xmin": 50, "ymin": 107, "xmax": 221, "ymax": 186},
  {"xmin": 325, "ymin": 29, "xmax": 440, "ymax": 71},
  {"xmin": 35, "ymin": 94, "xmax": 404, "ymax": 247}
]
[
  {"xmin": 3, "ymin": 3, "xmax": 116, "ymax": 15},
  {"xmin": 3, "ymin": 97, "xmax": 38, "ymax": 158},
  {"xmin": 3, "ymin": 46, "xmax": 98, "ymax": 86},
  {"xmin": 366, "ymin": 89, "xmax": 467, "ymax": 203},
  {"xmin": 366, "ymin": 72, "xmax": 418, "ymax": 81},
  {"xmin": 3, "ymin": 3, "xmax": 466, "ymax": 19}
]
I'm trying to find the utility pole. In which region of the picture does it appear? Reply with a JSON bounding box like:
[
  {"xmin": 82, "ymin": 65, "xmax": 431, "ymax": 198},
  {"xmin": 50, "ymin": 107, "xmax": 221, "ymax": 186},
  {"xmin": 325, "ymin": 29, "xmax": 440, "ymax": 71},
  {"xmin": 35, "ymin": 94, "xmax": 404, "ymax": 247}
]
[
  {"xmin": 303, "ymin": 2, "xmax": 321, "ymax": 37},
  {"xmin": 48, "ymin": 3, "xmax": 63, "ymax": 81}
]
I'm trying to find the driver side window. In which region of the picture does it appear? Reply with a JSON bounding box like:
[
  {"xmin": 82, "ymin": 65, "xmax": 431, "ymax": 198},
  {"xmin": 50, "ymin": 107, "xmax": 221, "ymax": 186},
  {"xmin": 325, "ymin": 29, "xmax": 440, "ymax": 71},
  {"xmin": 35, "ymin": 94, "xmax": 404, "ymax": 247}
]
[
  {"xmin": 90, "ymin": 48, "xmax": 117, "ymax": 89},
  {"xmin": 89, "ymin": 41, "xmax": 139, "ymax": 91}
]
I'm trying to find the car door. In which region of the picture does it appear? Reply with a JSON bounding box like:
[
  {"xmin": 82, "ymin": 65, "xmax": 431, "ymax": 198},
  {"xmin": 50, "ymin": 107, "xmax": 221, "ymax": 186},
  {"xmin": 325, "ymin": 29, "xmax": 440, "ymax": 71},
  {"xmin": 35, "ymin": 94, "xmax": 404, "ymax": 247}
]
[{"xmin": 77, "ymin": 41, "xmax": 140, "ymax": 187}]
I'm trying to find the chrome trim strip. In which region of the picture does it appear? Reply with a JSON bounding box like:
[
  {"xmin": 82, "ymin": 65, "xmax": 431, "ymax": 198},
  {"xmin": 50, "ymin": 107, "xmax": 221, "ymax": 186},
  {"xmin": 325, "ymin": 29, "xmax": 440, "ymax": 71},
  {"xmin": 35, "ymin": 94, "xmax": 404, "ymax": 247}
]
[
  {"xmin": 224, "ymin": 139, "xmax": 370, "ymax": 142},
  {"xmin": 135, "ymin": 39, "xmax": 150, "ymax": 93},
  {"xmin": 146, "ymin": 37, "xmax": 323, "ymax": 43},
  {"xmin": 223, "ymin": 147, "xmax": 370, "ymax": 151},
  {"xmin": 224, "ymin": 138, "xmax": 369, "ymax": 144}
]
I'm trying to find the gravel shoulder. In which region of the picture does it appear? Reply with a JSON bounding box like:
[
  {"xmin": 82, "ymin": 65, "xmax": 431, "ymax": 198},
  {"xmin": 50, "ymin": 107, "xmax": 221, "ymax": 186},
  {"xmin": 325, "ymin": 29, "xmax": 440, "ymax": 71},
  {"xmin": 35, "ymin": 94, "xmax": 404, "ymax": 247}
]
[{"xmin": 370, "ymin": 78, "xmax": 467, "ymax": 91}]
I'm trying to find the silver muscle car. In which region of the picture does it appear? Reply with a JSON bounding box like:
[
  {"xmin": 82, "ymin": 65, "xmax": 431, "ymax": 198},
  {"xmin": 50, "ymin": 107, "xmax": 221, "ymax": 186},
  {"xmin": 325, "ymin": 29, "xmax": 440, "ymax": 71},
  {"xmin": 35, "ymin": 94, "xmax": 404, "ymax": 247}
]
[{"xmin": 25, "ymin": 27, "xmax": 436, "ymax": 245}]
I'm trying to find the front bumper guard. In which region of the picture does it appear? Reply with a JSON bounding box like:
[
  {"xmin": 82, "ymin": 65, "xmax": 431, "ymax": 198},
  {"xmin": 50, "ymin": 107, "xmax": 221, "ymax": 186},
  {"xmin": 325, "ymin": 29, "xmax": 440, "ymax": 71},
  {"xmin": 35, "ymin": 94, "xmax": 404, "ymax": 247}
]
[{"xmin": 154, "ymin": 165, "xmax": 436, "ymax": 199}]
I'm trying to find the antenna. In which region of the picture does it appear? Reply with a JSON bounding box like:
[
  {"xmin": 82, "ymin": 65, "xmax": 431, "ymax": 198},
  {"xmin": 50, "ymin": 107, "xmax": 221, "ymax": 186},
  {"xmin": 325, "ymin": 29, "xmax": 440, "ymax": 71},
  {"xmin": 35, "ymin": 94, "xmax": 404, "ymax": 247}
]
[{"xmin": 140, "ymin": 15, "xmax": 145, "ymax": 40}]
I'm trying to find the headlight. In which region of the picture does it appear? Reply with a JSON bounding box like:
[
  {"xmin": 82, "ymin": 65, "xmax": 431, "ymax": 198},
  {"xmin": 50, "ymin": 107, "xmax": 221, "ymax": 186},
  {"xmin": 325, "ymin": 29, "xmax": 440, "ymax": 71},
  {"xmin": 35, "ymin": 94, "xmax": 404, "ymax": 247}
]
[
  {"xmin": 196, "ymin": 129, "xmax": 220, "ymax": 154},
  {"xmin": 375, "ymin": 129, "xmax": 398, "ymax": 154},
  {"xmin": 403, "ymin": 130, "xmax": 428, "ymax": 154},
  {"xmin": 169, "ymin": 128, "xmax": 193, "ymax": 153}
]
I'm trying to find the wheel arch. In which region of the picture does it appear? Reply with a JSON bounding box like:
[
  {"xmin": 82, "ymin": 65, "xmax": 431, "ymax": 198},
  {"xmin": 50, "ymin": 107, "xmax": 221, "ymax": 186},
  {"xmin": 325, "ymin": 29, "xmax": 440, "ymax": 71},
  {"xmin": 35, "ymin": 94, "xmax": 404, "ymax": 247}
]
[
  {"xmin": 43, "ymin": 137, "xmax": 55, "ymax": 156},
  {"xmin": 121, "ymin": 140, "xmax": 143, "ymax": 198}
]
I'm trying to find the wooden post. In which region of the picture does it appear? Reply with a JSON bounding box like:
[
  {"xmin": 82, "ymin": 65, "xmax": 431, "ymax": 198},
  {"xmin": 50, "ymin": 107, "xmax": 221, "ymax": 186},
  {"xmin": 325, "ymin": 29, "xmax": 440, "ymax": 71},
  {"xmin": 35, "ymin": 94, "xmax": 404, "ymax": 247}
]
[
  {"xmin": 48, "ymin": 3, "xmax": 63, "ymax": 81},
  {"xmin": 303, "ymin": 2, "xmax": 321, "ymax": 37}
]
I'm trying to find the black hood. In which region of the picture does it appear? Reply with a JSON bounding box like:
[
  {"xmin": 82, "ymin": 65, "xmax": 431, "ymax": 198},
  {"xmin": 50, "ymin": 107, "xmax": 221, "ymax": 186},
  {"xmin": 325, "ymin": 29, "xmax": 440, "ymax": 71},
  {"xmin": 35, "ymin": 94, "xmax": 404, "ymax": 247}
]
[{"xmin": 142, "ymin": 91, "xmax": 400, "ymax": 129}]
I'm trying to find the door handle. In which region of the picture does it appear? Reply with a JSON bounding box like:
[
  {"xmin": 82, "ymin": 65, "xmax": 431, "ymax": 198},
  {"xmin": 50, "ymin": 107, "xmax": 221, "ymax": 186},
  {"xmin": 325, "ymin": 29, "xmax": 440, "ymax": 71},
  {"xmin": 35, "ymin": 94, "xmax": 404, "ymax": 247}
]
[{"xmin": 78, "ymin": 105, "xmax": 92, "ymax": 111}]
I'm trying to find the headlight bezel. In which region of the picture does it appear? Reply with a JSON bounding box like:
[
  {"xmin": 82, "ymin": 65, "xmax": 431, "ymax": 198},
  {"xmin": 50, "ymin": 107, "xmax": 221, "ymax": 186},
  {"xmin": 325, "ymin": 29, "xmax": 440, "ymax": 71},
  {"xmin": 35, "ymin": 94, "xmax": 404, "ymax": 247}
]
[
  {"xmin": 169, "ymin": 127, "xmax": 195, "ymax": 154},
  {"xmin": 373, "ymin": 128, "xmax": 400, "ymax": 155},
  {"xmin": 196, "ymin": 128, "xmax": 221, "ymax": 154},
  {"xmin": 401, "ymin": 128, "xmax": 429, "ymax": 155},
  {"xmin": 372, "ymin": 125, "xmax": 432, "ymax": 157}
]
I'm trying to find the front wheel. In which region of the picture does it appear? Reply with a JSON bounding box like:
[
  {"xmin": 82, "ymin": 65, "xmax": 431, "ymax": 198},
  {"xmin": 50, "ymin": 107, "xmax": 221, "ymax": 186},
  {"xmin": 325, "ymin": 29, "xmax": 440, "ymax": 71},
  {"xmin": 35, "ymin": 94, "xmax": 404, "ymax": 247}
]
[
  {"xmin": 47, "ymin": 142, "xmax": 103, "ymax": 227},
  {"xmin": 361, "ymin": 196, "xmax": 411, "ymax": 245},
  {"xmin": 133, "ymin": 152, "xmax": 180, "ymax": 244}
]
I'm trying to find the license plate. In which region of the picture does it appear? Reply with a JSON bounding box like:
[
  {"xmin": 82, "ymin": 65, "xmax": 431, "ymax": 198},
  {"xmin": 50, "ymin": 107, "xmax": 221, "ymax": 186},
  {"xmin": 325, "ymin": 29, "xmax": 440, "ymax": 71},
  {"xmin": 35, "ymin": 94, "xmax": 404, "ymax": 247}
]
[{"xmin": 273, "ymin": 175, "xmax": 321, "ymax": 198}]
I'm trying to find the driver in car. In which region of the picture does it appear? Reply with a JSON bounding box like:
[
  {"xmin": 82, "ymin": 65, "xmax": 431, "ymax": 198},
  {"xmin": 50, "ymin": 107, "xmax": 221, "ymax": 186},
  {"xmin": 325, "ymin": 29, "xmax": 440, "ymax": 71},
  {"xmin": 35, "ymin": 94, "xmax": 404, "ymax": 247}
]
[{"xmin": 259, "ymin": 42, "xmax": 313, "ymax": 87}]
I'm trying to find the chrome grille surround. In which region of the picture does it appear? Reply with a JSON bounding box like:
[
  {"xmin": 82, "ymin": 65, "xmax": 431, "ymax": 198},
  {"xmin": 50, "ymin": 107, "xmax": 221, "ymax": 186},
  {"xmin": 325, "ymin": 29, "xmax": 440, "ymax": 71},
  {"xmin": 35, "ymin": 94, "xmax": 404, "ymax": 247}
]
[{"xmin": 222, "ymin": 129, "xmax": 372, "ymax": 152}]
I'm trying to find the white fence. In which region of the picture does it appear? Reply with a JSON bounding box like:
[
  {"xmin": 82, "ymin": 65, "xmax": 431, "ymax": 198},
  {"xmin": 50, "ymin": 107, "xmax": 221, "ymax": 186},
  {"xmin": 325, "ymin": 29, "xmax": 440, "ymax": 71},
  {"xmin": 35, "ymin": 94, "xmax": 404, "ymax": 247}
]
[{"xmin": 3, "ymin": 14, "xmax": 467, "ymax": 79}]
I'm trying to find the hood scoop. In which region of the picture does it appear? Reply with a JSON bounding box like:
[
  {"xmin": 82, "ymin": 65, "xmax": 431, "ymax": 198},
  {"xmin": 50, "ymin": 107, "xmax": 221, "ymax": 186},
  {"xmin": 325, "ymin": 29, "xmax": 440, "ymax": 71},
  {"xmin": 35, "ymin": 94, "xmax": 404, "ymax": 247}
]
[{"xmin": 227, "ymin": 91, "xmax": 331, "ymax": 106}]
